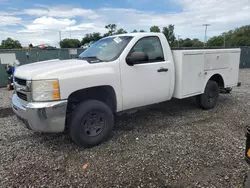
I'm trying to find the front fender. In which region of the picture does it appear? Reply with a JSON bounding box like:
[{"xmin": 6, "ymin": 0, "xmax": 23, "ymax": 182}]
[{"xmin": 58, "ymin": 61, "xmax": 123, "ymax": 112}]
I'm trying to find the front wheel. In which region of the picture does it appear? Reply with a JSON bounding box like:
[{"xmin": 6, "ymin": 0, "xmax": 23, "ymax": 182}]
[
  {"xmin": 197, "ymin": 80, "xmax": 219, "ymax": 110},
  {"xmin": 69, "ymin": 100, "xmax": 114, "ymax": 147}
]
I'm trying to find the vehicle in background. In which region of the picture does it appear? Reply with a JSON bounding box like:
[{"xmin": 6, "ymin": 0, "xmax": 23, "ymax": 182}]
[
  {"xmin": 12, "ymin": 33, "xmax": 241, "ymax": 147},
  {"xmin": 81, "ymin": 41, "xmax": 96, "ymax": 50}
]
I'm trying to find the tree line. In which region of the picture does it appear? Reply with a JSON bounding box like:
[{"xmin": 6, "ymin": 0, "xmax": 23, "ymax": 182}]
[
  {"xmin": 0, "ymin": 38, "xmax": 22, "ymax": 49},
  {"xmin": 0, "ymin": 38, "xmax": 56, "ymax": 49},
  {"xmin": 59, "ymin": 24, "xmax": 250, "ymax": 48},
  {"xmin": 59, "ymin": 24, "xmax": 176, "ymax": 48},
  {"xmin": 59, "ymin": 24, "xmax": 147, "ymax": 48},
  {"xmin": 0, "ymin": 24, "xmax": 250, "ymax": 49},
  {"xmin": 207, "ymin": 25, "xmax": 250, "ymax": 47}
]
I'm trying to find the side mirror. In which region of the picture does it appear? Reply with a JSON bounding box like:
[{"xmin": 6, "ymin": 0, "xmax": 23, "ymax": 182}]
[{"xmin": 126, "ymin": 52, "xmax": 149, "ymax": 66}]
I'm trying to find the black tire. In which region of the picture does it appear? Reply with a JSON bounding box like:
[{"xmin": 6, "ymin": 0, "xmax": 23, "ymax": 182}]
[
  {"xmin": 69, "ymin": 100, "xmax": 114, "ymax": 147},
  {"xmin": 197, "ymin": 80, "xmax": 219, "ymax": 110}
]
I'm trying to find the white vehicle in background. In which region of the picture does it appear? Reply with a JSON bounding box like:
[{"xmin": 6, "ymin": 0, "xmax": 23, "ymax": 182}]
[
  {"xmin": 12, "ymin": 33, "xmax": 241, "ymax": 147},
  {"xmin": 81, "ymin": 41, "xmax": 96, "ymax": 49}
]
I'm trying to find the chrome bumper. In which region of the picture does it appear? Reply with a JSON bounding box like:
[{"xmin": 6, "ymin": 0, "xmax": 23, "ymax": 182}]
[{"xmin": 12, "ymin": 94, "xmax": 67, "ymax": 133}]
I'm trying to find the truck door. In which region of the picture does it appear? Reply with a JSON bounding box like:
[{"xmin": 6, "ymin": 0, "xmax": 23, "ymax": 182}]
[{"xmin": 120, "ymin": 36, "xmax": 173, "ymax": 110}]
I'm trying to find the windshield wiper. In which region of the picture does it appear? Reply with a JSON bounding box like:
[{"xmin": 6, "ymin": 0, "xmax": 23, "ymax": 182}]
[{"xmin": 79, "ymin": 56, "xmax": 103, "ymax": 63}]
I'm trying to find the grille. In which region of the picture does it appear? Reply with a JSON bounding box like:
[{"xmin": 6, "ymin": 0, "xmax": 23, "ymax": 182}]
[
  {"xmin": 15, "ymin": 77, "xmax": 27, "ymax": 86},
  {"xmin": 17, "ymin": 92, "xmax": 27, "ymax": 101}
]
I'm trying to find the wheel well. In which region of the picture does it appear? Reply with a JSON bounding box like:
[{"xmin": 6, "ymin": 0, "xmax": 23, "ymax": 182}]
[
  {"xmin": 209, "ymin": 74, "xmax": 225, "ymax": 88},
  {"xmin": 66, "ymin": 86, "xmax": 117, "ymax": 115}
]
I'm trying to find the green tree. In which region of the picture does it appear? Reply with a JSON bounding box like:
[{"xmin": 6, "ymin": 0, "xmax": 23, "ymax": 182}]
[
  {"xmin": 81, "ymin": 33, "xmax": 102, "ymax": 45},
  {"xmin": 116, "ymin": 28, "xmax": 127, "ymax": 34},
  {"xmin": 103, "ymin": 33, "xmax": 110, "ymax": 37},
  {"xmin": 227, "ymin": 25, "xmax": 250, "ymax": 46},
  {"xmin": 182, "ymin": 38, "xmax": 193, "ymax": 47},
  {"xmin": 1, "ymin": 38, "xmax": 22, "ymax": 49},
  {"xmin": 60, "ymin": 39, "xmax": 81, "ymax": 48},
  {"xmin": 92, "ymin": 32, "xmax": 102, "ymax": 41},
  {"xmin": 208, "ymin": 25, "xmax": 250, "ymax": 47},
  {"xmin": 150, "ymin": 26, "xmax": 160, "ymax": 33},
  {"xmin": 139, "ymin": 30, "xmax": 145, "ymax": 32},
  {"xmin": 192, "ymin": 38, "xmax": 204, "ymax": 47},
  {"xmin": 207, "ymin": 36, "xmax": 224, "ymax": 47},
  {"xmin": 132, "ymin": 29, "xmax": 138, "ymax": 33},
  {"xmin": 81, "ymin": 34, "xmax": 91, "ymax": 45},
  {"xmin": 162, "ymin": 25, "xmax": 176, "ymax": 46},
  {"xmin": 176, "ymin": 38, "xmax": 203, "ymax": 48},
  {"xmin": 232, "ymin": 37, "xmax": 250, "ymax": 46},
  {"xmin": 105, "ymin": 24, "xmax": 117, "ymax": 36}
]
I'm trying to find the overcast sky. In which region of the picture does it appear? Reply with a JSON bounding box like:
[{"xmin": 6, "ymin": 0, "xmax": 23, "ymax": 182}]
[{"xmin": 0, "ymin": 0, "xmax": 249, "ymax": 46}]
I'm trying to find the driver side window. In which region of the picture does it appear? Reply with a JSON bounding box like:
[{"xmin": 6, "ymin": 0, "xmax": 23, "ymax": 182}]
[{"xmin": 128, "ymin": 36, "xmax": 165, "ymax": 64}]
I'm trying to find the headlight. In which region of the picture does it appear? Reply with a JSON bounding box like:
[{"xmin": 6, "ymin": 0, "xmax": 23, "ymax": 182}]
[{"xmin": 32, "ymin": 79, "xmax": 61, "ymax": 101}]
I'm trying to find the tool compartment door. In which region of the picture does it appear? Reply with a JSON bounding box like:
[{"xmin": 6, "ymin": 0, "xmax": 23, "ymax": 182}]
[
  {"xmin": 205, "ymin": 52, "xmax": 229, "ymax": 71},
  {"xmin": 181, "ymin": 53, "xmax": 204, "ymax": 97}
]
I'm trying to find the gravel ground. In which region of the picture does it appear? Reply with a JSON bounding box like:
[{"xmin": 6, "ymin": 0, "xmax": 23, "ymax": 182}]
[
  {"xmin": 0, "ymin": 88, "xmax": 12, "ymax": 108},
  {"xmin": 0, "ymin": 70, "xmax": 250, "ymax": 187}
]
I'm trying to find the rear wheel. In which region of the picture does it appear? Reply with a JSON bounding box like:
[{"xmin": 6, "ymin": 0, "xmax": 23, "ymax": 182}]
[
  {"xmin": 197, "ymin": 80, "xmax": 219, "ymax": 110},
  {"xmin": 69, "ymin": 100, "xmax": 114, "ymax": 147}
]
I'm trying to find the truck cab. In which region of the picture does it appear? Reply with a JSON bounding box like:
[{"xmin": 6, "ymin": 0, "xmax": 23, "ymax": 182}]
[{"xmin": 12, "ymin": 33, "xmax": 241, "ymax": 147}]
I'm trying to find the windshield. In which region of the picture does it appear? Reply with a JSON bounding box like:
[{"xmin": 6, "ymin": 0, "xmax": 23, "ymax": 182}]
[{"xmin": 78, "ymin": 36, "xmax": 133, "ymax": 62}]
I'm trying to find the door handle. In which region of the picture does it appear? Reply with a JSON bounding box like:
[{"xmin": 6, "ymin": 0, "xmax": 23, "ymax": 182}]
[{"xmin": 157, "ymin": 68, "xmax": 169, "ymax": 72}]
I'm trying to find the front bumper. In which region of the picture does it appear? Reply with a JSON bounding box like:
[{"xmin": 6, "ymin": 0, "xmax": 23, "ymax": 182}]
[{"xmin": 12, "ymin": 94, "xmax": 67, "ymax": 133}]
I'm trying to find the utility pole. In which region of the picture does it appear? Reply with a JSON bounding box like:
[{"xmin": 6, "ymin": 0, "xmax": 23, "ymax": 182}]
[
  {"xmin": 2, "ymin": 27, "xmax": 5, "ymax": 40},
  {"xmin": 59, "ymin": 31, "xmax": 62, "ymax": 42},
  {"xmin": 177, "ymin": 35, "xmax": 181, "ymax": 47},
  {"xmin": 203, "ymin": 24, "xmax": 210, "ymax": 47},
  {"xmin": 58, "ymin": 31, "xmax": 62, "ymax": 48}
]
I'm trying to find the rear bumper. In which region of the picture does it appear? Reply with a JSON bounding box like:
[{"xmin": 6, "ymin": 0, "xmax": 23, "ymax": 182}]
[{"xmin": 12, "ymin": 94, "xmax": 67, "ymax": 133}]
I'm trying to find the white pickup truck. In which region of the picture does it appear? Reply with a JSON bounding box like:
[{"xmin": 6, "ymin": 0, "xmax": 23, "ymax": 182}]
[{"xmin": 12, "ymin": 33, "xmax": 241, "ymax": 147}]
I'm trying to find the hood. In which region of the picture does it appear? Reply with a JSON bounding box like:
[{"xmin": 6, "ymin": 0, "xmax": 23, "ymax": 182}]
[{"xmin": 14, "ymin": 59, "xmax": 92, "ymax": 80}]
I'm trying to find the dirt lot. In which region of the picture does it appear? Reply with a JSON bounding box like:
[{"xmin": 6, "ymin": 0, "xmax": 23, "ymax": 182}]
[{"xmin": 0, "ymin": 70, "xmax": 250, "ymax": 188}]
